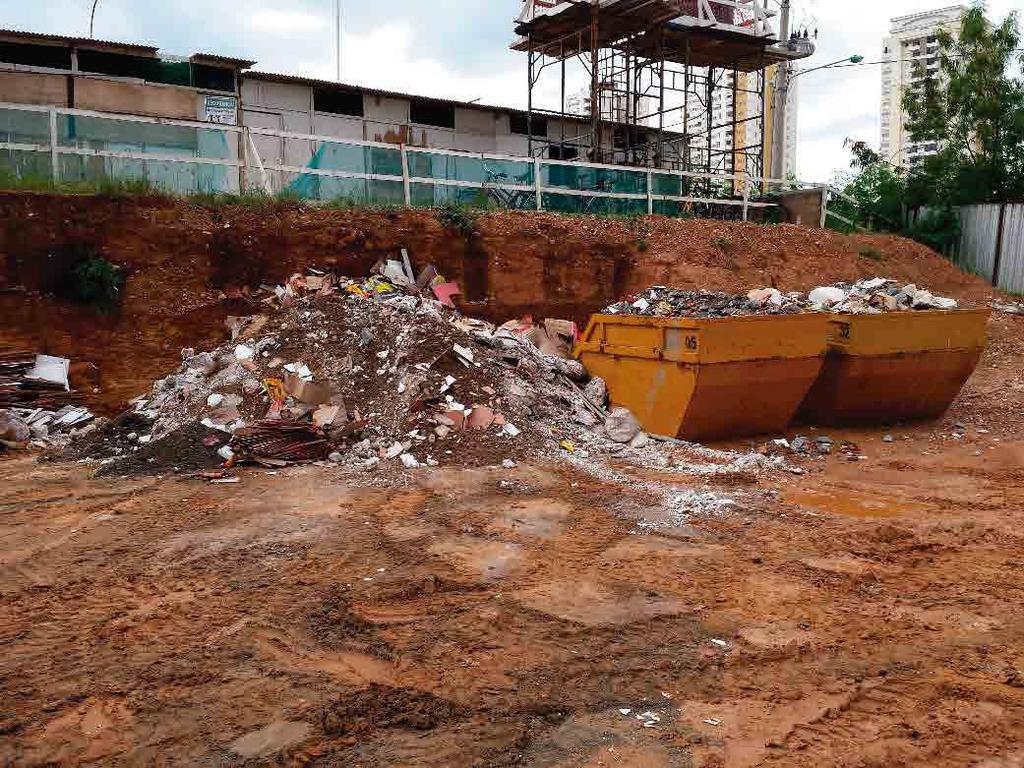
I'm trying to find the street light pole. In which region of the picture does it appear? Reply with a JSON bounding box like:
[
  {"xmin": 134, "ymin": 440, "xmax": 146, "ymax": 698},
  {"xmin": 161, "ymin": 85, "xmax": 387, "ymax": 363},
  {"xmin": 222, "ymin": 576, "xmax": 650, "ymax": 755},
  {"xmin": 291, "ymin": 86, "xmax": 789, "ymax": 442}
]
[
  {"xmin": 89, "ymin": 0, "xmax": 100, "ymax": 38},
  {"xmin": 770, "ymin": 50, "xmax": 864, "ymax": 181}
]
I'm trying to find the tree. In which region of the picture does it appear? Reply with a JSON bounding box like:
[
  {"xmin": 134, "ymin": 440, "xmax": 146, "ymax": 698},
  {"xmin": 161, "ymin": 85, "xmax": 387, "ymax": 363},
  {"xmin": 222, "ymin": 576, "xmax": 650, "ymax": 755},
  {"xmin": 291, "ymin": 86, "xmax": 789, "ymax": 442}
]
[
  {"xmin": 903, "ymin": 4, "xmax": 1024, "ymax": 203},
  {"xmin": 832, "ymin": 139, "xmax": 906, "ymax": 231}
]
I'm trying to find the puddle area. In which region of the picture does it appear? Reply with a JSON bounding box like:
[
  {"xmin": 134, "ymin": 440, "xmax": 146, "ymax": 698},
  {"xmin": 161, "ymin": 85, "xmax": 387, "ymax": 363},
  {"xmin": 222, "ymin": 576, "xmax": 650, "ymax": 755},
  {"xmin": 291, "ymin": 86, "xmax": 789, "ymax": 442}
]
[{"xmin": 784, "ymin": 488, "xmax": 927, "ymax": 519}]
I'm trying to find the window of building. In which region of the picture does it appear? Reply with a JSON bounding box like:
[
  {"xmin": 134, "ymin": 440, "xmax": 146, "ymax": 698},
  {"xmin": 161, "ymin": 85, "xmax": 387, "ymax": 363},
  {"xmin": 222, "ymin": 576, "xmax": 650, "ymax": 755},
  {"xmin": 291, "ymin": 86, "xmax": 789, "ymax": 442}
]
[
  {"xmin": 76, "ymin": 50, "xmax": 193, "ymax": 86},
  {"xmin": 0, "ymin": 41, "xmax": 72, "ymax": 70},
  {"xmin": 313, "ymin": 87, "xmax": 364, "ymax": 117},
  {"xmin": 410, "ymin": 99, "xmax": 455, "ymax": 129},
  {"xmin": 509, "ymin": 113, "xmax": 548, "ymax": 136},
  {"xmin": 548, "ymin": 145, "xmax": 578, "ymax": 160},
  {"xmin": 192, "ymin": 64, "xmax": 235, "ymax": 92}
]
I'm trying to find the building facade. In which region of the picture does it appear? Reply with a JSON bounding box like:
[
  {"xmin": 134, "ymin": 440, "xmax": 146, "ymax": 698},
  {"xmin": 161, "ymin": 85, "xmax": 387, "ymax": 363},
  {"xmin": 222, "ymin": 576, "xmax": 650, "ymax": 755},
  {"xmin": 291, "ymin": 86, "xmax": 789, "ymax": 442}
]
[
  {"xmin": 880, "ymin": 6, "xmax": 966, "ymax": 167},
  {"xmin": 0, "ymin": 28, "xmax": 683, "ymax": 184}
]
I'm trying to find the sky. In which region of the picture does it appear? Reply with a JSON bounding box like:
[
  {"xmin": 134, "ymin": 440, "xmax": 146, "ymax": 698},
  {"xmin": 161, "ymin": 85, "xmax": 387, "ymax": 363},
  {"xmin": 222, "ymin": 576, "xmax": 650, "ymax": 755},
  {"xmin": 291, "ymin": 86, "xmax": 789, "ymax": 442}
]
[{"xmin": 4, "ymin": 0, "xmax": 1020, "ymax": 183}]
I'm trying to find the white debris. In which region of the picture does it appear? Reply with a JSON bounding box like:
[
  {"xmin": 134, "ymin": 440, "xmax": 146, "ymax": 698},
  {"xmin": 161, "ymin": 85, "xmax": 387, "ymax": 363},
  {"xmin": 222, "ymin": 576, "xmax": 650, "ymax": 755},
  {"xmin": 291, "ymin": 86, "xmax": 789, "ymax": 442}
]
[
  {"xmin": 234, "ymin": 344, "xmax": 255, "ymax": 361},
  {"xmin": 807, "ymin": 286, "xmax": 848, "ymax": 308},
  {"xmin": 400, "ymin": 453, "xmax": 421, "ymax": 468},
  {"xmin": 283, "ymin": 362, "xmax": 313, "ymax": 381}
]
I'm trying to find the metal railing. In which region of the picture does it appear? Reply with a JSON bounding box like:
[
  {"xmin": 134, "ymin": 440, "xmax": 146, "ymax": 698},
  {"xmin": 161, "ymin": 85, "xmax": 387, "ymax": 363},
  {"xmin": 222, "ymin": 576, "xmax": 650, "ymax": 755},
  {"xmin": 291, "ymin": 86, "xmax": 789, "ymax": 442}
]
[{"xmin": 0, "ymin": 101, "xmax": 826, "ymax": 219}]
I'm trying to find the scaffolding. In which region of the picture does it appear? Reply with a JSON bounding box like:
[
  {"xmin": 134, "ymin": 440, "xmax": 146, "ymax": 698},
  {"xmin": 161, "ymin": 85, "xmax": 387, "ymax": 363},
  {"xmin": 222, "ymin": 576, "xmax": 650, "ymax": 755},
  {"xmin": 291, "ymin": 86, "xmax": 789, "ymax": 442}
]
[{"xmin": 514, "ymin": 0, "xmax": 792, "ymax": 201}]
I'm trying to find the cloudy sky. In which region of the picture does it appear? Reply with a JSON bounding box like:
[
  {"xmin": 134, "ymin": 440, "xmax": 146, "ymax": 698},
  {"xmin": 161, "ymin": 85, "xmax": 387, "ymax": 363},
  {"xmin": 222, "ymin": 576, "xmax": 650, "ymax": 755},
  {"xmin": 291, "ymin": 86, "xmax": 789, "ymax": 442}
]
[{"xmin": 7, "ymin": 0, "xmax": 1020, "ymax": 182}]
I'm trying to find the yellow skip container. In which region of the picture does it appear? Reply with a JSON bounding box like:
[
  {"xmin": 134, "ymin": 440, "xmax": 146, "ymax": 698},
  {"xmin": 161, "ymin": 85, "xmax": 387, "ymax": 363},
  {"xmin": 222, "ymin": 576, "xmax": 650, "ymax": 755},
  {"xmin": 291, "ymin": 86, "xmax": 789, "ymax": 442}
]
[
  {"xmin": 574, "ymin": 313, "xmax": 831, "ymax": 441},
  {"xmin": 798, "ymin": 308, "xmax": 990, "ymax": 425}
]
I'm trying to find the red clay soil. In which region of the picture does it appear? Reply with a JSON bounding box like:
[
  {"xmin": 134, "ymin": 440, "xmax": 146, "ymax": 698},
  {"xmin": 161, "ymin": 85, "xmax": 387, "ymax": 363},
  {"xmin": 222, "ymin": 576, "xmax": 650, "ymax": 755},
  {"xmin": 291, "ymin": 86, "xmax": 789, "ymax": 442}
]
[
  {"xmin": 2, "ymin": 313, "xmax": 1024, "ymax": 767},
  {"xmin": 0, "ymin": 192, "xmax": 993, "ymax": 415}
]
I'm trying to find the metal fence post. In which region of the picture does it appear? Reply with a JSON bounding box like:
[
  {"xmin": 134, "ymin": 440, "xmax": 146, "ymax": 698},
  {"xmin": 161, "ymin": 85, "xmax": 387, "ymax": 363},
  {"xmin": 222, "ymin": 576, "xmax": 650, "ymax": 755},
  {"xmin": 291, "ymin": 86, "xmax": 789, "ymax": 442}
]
[
  {"xmin": 534, "ymin": 158, "xmax": 543, "ymax": 211},
  {"xmin": 401, "ymin": 144, "xmax": 411, "ymax": 207},
  {"xmin": 48, "ymin": 107, "xmax": 59, "ymax": 183},
  {"xmin": 742, "ymin": 180, "xmax": 749, "ymax": 222},
  {"xmin": 993, "ymin": 202, "xmax": 1008, "ymax": 289},
  {"xmin": 646, "ymin": 170, "xmax": 653, "ymax": 216}
]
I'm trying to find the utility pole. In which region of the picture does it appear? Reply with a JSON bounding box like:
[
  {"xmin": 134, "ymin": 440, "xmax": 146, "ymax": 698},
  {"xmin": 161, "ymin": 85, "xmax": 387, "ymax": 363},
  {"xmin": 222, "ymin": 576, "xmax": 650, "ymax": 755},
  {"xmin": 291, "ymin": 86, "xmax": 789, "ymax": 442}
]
[
  {"xmin": 769, "ymin": 0, "xmax": 791, "ymax": 182},
  {"xmin": 335, "ymin": 0, "xmax": 342, "ymax": 81}
]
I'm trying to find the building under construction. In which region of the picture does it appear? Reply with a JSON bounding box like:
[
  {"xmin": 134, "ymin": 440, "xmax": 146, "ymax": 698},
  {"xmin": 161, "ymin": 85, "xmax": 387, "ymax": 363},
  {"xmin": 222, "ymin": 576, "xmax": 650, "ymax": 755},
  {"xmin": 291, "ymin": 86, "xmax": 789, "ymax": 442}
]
[{"xmin": 513, "ymin": 0, "xmax": 813, "ymax": 193}]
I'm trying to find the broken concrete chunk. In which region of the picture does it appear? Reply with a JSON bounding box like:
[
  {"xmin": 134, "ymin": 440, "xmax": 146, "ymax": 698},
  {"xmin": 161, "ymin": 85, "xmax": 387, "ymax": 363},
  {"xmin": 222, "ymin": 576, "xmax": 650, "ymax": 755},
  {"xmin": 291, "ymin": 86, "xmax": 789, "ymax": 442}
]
[
  {"xmin": 583, "ymin": 377, "xmax": 608, "ymax": 410},
  {"xmin": 0, "ymin": 410, "xmax": 30, "ymax": 443},
  {"xmin": 630, "ymin": 431, "xmax": 650, "ymax": 449},
  {"xmin": 605, "ymin": 407, "xmax": 641, "ymax": 444}
]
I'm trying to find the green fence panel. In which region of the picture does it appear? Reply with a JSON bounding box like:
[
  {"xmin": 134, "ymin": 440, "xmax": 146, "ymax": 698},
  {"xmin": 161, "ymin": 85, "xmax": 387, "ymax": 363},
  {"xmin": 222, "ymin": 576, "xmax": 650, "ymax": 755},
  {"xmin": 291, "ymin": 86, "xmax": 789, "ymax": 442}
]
[
  {"xmin": 58, "ymin": 155, "xmax": 234, "ymax": 194},
  {"xmin": 408, "ymin": 152, "xmax": 533, "ymax": 187},
  {"xmin": 308, "ymin": 142, "xmax": 402, "ymax": 177},
  {"xmin": 57, "ymin": 115, "xmax": 222, "ymax": 158},
  {"xmin": 652, "ymin": 173, "xmax": 683, "ymax": 197},
  {"xmin": 0, "ymin": 107, "xmax": 51, "ymax": 146},
  {"xmin": 410, "ymin": 181, "xmax": 488, "ymax": 208},
  {"xmin": 541, "ymin": 163, "xmax": 647, "ymax": 195},
  {"xmin": 542, "ymin": 192, "xmax": 646, "ymax": 216},
  {"xmin": 282, "ymin": 172, "xmax": 403, "ymax": 205},
  {"xmin": 0, "ymin": 149, "xmax": 52, "ymax": 183}
]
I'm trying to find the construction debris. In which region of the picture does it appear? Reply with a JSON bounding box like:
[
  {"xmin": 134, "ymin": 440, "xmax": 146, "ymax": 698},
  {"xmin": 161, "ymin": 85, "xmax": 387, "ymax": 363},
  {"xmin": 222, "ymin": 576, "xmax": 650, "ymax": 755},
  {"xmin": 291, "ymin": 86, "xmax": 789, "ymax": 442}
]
[
  {"xmin": 71, "ymin": 263, "xmax": 627, "ymax": 473},
  {"xmin": 603, "ymin": 279, "xmax": 961, "ymax": 319},
  {"xmin": 604, "ymin": 286, "xmax": 807, "ymax": 317},
  {"xmin": 807, "ymin": 278, "xmax": 958, "ymax": 313},
  {"xmin": 0, "ymin": 353, "xmax": 94, "ymax": 451}
]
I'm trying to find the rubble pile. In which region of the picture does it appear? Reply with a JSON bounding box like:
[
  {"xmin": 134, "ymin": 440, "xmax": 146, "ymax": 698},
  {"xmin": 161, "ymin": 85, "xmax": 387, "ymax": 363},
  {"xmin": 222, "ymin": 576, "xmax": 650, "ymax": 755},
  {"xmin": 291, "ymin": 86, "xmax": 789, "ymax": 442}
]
[
  {"xmin": 0, "ymin": 352, "xmax": 94, "ymax": 451},
  {"xmin": 76, "ymin": 266, "xmax": 605, "ymax": 473},
  {"xmin": 603, "ymin": 286, "xmax": 807, "ymax": 318},
  {"xmin": 807, "ymin": 278, "xmax": 958, "ymax": 313},
  {"xmin": 602, "ymin": 279, "xmax": 961, "ymax": 319}
]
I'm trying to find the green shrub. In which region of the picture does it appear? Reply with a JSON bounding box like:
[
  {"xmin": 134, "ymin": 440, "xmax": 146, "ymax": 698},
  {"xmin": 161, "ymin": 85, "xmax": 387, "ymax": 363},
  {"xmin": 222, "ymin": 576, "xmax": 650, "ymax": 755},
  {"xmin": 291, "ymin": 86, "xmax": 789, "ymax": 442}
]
[{"xmin": 68, "ymin": 258, "xmax": 125, "ymax": 309}]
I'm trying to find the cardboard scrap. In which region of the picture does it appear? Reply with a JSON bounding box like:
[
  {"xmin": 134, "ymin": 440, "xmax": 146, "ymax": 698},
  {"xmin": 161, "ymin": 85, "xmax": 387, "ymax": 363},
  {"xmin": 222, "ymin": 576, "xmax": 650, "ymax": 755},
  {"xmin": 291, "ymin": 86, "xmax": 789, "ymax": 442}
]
[{"xmin": 283, "ymin": 373, "xmax": 332, "ymax": 405}]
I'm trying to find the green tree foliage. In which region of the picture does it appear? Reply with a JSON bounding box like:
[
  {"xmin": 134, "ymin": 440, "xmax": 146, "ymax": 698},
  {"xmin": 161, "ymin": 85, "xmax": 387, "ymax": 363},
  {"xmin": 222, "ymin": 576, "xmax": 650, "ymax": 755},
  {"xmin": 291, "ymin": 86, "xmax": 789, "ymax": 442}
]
[
  {"xmin": 832, "ymin": 5, "xmax": 1023, "ymax": 250},
  {"xmin": 902, "ymin": 5, "xmax": 1024, "ymax": 203}
]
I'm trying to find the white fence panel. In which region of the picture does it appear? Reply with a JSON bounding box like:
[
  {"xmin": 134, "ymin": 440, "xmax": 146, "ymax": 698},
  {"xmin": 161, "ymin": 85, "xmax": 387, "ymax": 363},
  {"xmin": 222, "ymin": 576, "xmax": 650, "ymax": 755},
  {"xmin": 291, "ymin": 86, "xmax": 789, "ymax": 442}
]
[
  {"xmin": 998, "ymin": 203, "xmax": 1024, "ymax": 295},
  {"xmin": 958, "ymin": 204, "xmax": 1000, "ymax": 281}
]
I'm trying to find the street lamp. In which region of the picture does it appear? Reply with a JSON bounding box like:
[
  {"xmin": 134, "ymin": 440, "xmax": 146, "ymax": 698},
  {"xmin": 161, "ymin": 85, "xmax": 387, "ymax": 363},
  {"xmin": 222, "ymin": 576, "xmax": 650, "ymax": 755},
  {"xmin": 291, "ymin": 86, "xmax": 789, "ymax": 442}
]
[
  {"xmin": 791, "ymin": 55, "xmax": 864, "ymax": 80},
  {"xmin": 89, "ymin": 0, "xmax": 100, "ymax": 38}
]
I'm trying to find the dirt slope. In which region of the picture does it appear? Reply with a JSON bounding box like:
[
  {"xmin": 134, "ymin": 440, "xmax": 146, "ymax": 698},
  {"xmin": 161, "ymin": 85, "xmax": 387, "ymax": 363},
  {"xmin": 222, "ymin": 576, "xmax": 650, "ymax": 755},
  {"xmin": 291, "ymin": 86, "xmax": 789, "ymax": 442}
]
[{"xmin": 0, "ymin": 192, "xmax": 992, "ymax": 414}]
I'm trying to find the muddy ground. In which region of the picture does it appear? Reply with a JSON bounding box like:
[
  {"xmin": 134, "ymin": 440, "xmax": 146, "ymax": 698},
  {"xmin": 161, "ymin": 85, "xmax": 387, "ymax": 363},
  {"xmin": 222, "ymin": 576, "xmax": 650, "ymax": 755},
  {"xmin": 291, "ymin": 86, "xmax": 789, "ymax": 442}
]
[{"xmin": 2, "ymin": 310, "xmax": 1023, "ymax": 767}]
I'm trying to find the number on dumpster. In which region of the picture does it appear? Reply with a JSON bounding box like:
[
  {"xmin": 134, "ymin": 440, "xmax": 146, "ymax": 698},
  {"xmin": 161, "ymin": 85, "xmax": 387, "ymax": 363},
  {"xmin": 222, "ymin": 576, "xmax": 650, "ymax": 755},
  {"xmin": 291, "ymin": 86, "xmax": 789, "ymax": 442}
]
[
  {"xmin": 838, "ymin": 324, "xmax": 851, "ymax": 340},
  {"xmin": 685, "ymin": 335, "xmax": 699, "ymax": 351}
]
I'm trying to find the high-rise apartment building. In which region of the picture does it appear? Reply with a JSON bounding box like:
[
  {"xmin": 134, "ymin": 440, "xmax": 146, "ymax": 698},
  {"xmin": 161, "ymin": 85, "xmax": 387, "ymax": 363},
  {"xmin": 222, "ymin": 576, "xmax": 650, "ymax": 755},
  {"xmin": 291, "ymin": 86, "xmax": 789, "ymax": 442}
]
[
  {"xmin": 683, "ymin": 65, "xmax": 797, "ymax": 180},
  {"xmin": 881, "ymin": 6, "xmax": 966, "ymax": 167}
]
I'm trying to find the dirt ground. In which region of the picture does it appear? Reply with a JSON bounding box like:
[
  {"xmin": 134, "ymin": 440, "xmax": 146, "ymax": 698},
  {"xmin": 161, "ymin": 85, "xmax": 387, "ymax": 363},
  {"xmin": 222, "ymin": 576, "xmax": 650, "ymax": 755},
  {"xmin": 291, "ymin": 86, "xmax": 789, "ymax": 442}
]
[
  {"xmin": 0, "ymin": 192, "xmax": 991, "ymax": 415},
  {"xmin": 3, "ymin": 309, "xmax": 1024, "ymax": 767}
]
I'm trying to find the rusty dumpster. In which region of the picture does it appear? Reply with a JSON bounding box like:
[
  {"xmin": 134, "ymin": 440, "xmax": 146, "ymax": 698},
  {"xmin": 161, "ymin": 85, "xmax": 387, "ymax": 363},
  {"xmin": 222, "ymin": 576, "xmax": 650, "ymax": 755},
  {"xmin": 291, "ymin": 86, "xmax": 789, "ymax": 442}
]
[
  {"xmin": 798, "ymin": 308, "xmax": 990, "ymax": 425},
  {"xmin": 574, "ymin": 313, "xmax": 831, "ymax": 441}
]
